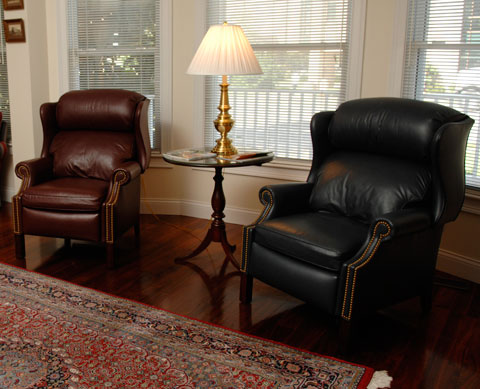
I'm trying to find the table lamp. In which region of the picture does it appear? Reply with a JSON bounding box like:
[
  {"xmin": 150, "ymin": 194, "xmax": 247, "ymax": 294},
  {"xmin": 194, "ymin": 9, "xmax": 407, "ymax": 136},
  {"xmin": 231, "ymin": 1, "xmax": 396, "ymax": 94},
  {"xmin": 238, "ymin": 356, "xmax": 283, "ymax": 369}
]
[{"xmin": 187, "ymin": 22, "xmax": 263, "ymax": 156}]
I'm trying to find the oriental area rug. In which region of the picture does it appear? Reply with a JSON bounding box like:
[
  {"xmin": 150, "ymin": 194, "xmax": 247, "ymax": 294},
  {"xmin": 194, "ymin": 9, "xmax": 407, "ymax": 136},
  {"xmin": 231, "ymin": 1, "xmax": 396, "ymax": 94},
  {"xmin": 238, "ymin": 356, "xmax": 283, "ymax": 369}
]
[{"xmin": 0, "ymin": 263, "xmax": 391, "ymax": 388}]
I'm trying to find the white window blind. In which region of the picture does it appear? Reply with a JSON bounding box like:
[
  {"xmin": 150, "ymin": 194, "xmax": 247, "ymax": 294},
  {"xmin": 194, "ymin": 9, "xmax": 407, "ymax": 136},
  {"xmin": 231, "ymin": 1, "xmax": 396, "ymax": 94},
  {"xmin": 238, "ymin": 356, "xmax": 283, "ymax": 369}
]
[
  {"xmin": 0, "ymin": 3, "xmax": 10, "ymax": 144},
  {"xmin": 403, "ymin": 0, "xmax": 480, "ymax": 189},
  {"xmin": 66, "ymin": 0, "xmax": 161, "ymax": 149},
  {"xmin": 205, "ymin": 0, "xmax": 352, "ymax": 160}
]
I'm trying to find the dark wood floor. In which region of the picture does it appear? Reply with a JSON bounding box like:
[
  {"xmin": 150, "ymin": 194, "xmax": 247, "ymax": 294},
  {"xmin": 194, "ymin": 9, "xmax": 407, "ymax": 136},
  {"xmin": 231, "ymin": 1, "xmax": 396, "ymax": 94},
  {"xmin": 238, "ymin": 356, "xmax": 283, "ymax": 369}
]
[{"xmin": 0, "ymin": 203, "xmax": 478, "ymax": 388}]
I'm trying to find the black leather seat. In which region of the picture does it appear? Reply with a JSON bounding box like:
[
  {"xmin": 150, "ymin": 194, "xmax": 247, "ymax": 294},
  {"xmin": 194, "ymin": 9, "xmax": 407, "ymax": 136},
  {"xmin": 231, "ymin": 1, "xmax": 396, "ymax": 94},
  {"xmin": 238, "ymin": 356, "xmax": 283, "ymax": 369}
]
[{"xmin": 240, "ymin": 97, "xmax": 473, "ymax": 336}]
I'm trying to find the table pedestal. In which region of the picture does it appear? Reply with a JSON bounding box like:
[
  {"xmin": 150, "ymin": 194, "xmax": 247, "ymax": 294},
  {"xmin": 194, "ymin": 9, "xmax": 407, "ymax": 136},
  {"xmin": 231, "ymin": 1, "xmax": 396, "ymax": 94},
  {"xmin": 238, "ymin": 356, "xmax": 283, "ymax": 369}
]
[{"xmin": 175, "ymin": 166, "xmax": 239, "ymax": 269}]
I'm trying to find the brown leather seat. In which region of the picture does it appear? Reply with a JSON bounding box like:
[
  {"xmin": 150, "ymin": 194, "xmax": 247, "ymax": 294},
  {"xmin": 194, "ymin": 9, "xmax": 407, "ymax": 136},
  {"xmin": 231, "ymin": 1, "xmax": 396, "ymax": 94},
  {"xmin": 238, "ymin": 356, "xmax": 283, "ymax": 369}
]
[{"xmin": 13, "ymin": 89, "xmax": 151, "ymax": 268}]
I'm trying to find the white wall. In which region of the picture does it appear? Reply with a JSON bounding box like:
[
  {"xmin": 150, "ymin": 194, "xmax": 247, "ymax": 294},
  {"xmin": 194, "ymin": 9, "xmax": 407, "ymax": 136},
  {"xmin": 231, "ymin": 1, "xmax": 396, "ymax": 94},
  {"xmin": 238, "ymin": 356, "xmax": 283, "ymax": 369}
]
[
  {"xmin": 5, "ymin": 0, "xmax": 49, "ymax": 188},
  {"xmin": 1, "ymin": 0, "xmax": 479, "ymax": 282}
]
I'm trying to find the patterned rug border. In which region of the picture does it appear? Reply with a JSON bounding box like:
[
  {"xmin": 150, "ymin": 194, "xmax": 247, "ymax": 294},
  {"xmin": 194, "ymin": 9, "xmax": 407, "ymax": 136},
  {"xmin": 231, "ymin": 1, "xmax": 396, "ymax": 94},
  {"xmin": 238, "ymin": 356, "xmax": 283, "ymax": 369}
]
[{"xmin": 0, "ymin": 261, "xmax": 379, "ymax": 388}]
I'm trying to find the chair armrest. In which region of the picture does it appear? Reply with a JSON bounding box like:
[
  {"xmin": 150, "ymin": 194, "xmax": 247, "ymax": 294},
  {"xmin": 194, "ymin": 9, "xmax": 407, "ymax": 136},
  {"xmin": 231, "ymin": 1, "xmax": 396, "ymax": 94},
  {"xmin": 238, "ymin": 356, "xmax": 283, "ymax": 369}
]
[
  {"xmin": 255, "ymin": 182, "xmax": 314, "ymax": 223},
  {"xmin": 112, "ymin": 161, "xmax": 142, "ymax": 185},
  {"xmin": 15, "ymin": 157, "xmax": 53, "ymax": 189},
  {"xmin": 105, "ymin": 161, "xmax": 141, "ymax": 203},
  {"xmin": 103, "ymin": 161, "xmax": 142, "ymax": 244},
  {"xmin": 375, "ymin": 208, "xmax": 432, "ymax": 238},
  {"xmin": 339, "ymin": 208, "xmax": 433, "ymax": 320},
  {"xmin": 343, "ymin": 208, "xmax": 431, "ymax": 270}
]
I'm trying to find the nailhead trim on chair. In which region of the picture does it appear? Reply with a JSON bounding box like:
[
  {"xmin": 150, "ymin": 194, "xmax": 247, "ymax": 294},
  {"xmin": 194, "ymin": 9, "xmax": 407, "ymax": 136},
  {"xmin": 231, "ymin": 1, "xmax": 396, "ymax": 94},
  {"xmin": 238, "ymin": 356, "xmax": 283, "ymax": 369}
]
[
  {"xmin": 341, "ymin": 221, "xmax": 392, "ymax": 320},
  {"xmin": 241, "ymin": 189, "xmax": 274, "ymax": 272},
  {"xmin": 105, "ymin": 170, "xmax": 128, "ymax": 244},
  {"xmin": 12, "ymin": 165, "xmax": 30, "ymax": 235}
]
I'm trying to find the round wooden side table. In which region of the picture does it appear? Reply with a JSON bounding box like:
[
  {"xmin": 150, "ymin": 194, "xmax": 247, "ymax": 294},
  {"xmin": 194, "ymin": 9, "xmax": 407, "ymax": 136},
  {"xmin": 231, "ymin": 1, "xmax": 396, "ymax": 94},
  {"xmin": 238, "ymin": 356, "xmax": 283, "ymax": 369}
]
[{"xmin": 163, "ymin": 149, "xmax": 274, "ymax": 269}]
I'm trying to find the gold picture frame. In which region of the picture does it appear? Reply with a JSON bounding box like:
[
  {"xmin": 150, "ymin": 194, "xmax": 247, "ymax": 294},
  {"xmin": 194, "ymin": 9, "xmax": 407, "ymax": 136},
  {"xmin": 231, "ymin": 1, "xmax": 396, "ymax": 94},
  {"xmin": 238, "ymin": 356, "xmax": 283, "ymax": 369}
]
[
  {"xmin": 3, "ymin": 19, "xmax": 25, "ymax": 43},
  {"xmin": 2, "ymin": 0, "xmax": 24, "ymax": 10}
]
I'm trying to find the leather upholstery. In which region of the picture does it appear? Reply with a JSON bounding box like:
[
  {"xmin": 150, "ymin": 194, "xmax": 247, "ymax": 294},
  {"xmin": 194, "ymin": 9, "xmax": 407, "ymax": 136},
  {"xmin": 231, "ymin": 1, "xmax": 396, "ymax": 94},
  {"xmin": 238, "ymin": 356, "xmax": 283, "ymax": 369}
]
[
  {"xmin": 23, "ymin": 207, "xmax": 101, "ymax": 241},
  {"xmin": 309, "ymin": 151, "xmax": 431, "ymax": 222},
  {"xmin": 329, "ymin": 97, "xmax": 467, "ymax": 161},
  {"xmin": 50, "ymin": 131, "xmax": 135, "ymax": 180},
  {"xmin": 22, "ymin": 178, "xmax": 109, "ymax": 212},
  {"xmin": 242, "ymin": 97, "xmax": 474, "ymax": 324},
  {"xmin": 40, "ymin": 90, "xmax": 151, "ymax": 173},
  {"xmin": 255, "ymin": 212, "xmax": 368, "ymax": 272},
  {"xmin": 13, "ymin": 89, "xmax": 151, "ymax": 267},
  {"xmin": 250, "ymin": 243, "xmax": 339, "ymax": 315},
  {"xmin": 56, "ymin": 89, "xmax": 144, "ymax": 132}
]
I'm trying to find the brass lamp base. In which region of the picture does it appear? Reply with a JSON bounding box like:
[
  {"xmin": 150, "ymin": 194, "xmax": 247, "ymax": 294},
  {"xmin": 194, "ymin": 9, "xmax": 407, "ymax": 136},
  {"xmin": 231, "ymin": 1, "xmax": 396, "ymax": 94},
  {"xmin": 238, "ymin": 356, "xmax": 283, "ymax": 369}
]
[
  {"xmin": 212, "ymin": 75, "xmax": 237, "ymax": 156},
  {"xmin": 212, "ymin": 134, "xmax": 237, "ymax": 156}
]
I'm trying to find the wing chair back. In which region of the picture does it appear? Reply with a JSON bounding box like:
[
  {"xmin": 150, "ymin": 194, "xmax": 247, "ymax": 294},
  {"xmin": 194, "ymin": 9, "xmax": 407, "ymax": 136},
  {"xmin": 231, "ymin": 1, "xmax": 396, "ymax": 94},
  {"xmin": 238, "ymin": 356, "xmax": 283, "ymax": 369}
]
[
  {"xmin": 308, "ymin": 98, "xmax": 471, "ymax": 225},
  {"xmin": 40, "ymin": 89, "xmax": 151, "ymax": 181}
]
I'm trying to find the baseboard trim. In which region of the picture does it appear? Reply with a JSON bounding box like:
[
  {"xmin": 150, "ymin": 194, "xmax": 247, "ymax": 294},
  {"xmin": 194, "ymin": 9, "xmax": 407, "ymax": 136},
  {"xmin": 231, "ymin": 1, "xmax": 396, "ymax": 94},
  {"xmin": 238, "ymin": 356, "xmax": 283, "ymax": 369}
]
[
  {"xmin": 1, "ymin": 186, "xmax": 15, "ymax": 204},
  {"xmin": 437, "ymin": 249, "xmax": 480, "ymax": 284},
  {"xmin": 140, "ymin": 197, "xmax": 260, "ymax": 225},
  {"xmin": 142, "ymin": 199, "xmax": 480, "ymax": 284}
]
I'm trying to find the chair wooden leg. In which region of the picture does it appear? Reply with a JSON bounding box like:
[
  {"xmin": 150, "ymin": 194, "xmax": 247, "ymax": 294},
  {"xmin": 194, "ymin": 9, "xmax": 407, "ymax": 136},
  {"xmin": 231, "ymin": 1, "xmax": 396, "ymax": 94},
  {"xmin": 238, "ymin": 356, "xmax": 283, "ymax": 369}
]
[
  {"xmin": 64, "ymin": 238, "xmax": 71, "ymax": 249},
  {"xmin": 106, "ymin": 243, "xmax": 115, "ymax": 269},
  {"xmin": 15, "ymin": 234, "xmax": 25, "ymax": 259},
  {"xmin": 420, "ymin": 287, "xmax": 433, "ymax": 315},
  {"xmin": 239, "ymin": 301, "xmax": 252, "ymax": 332},
  {"xmin": 338, "ymin": 318, "xmax": 354, "ymax": 355},
  {"xmin": 240, "ymin": 273, "xmax": 253, "ymax": 304},
  {"xmin": 134, "ymin": 222, "xmax": 140, "ymax": 247}
]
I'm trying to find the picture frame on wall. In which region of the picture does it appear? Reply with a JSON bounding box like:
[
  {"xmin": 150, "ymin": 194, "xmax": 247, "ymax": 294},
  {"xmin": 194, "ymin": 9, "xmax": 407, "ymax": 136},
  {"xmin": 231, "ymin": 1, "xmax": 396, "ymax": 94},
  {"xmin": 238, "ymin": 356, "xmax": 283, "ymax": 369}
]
[
  {"xmin": 2, "ymin": 0, "xmax": 24, "ymax": 10},
  {"xmin": 3, "ymin": 19, "xmax": 25, "ymax": 43}
]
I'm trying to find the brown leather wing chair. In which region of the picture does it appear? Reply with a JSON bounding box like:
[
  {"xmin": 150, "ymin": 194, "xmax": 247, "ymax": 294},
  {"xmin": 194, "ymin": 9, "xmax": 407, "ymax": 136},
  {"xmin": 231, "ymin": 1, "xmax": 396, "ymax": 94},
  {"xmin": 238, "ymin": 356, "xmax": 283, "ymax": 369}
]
[{"xmin": 12, "ymin": 89, "xmax": 151, "ymax": 268}]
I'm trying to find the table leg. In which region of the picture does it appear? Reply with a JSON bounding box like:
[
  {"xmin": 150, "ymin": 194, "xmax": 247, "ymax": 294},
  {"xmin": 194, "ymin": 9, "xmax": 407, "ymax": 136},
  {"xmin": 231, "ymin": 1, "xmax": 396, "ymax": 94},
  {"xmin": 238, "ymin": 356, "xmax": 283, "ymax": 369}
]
[{"xmin": 175, "ymin": 166, "xmax": 239, "ymax": 269}]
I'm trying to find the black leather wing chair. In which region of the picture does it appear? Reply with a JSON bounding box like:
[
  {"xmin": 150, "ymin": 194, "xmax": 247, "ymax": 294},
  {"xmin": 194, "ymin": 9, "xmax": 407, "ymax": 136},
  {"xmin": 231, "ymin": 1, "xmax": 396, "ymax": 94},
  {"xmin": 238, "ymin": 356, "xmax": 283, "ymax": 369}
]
[
  {"xmin": 13, "ymin": 89, "xmax": 151, "ymax": 268},
  {"xmin": 240, "ymin": 97, "xmax": 473, "ymax": 335}
]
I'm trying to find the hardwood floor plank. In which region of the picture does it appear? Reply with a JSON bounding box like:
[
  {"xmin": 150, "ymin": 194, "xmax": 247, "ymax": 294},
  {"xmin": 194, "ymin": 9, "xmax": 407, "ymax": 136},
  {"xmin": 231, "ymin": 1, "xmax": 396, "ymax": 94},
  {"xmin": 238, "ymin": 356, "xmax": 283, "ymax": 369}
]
[{"xmin": 0, "ymin": 203, "xmax": 478, "ymax": 388}]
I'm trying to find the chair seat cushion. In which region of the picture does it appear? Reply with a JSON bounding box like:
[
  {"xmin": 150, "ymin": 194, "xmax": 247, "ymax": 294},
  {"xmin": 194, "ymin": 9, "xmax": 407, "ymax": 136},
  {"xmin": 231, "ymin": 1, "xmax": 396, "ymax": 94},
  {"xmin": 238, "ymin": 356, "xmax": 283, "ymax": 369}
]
[
  {"xmin": 254, "ymin": 212, "xmax": 369, "ymax": 272},
  {"xmin": 22, "ymin": 177, "xmax": 109, "ymax": 212}
]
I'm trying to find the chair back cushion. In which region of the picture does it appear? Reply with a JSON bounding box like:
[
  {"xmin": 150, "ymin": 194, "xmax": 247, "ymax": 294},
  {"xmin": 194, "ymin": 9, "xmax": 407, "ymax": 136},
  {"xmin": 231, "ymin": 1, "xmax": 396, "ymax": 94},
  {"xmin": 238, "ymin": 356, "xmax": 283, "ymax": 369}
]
[
  {"xmin": 328, "ymin": 98, "xmax": 467, "ymax": 162},
  {"xmin": 308, "ymin": 98, "xmax": 463, "ymax": 222},
  {"xmin": 56, "ymin": 89, "xmax": 145, "ymax": 132},
  {"xmin": 49, "ymin": 89, "xmax": 144, "ymax": 180},
  {"xmin": 309, "ymin": 152, "xmax": 431, "ymax": 222},
  {"xmin": 50, "ymin": 130, "xmax": 134, "ymax": 181}
]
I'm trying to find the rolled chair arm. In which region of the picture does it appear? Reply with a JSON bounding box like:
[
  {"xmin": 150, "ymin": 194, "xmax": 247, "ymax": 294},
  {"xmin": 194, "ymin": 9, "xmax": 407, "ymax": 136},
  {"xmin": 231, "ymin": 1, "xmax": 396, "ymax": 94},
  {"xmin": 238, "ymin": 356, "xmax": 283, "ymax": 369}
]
[
  {"xmin": 255, "ymin": 182, "xmax": 314, "ymax": 223},
  {"xmin": 105, "ymin": 161, "xmax": 142, "ymax": 206},
  {"xmin": 104, "ymin": 161, "xmax": 142, "ymax": 244},
  {"xmin": 111, "ymin": 161, "xmax": 142, "ymax": 185},
  {"xmin": 15, "ymin": 157, "xmax": 54, "ymax": 191},
  {"xmin": 241, "ymin": 182, "xmax": 313, "ymax": 272},
  {"xmin": 13, "ymin": 157, "xmax": 53, "ymax": 235},
  {"xmin": 339, "ymin": 219, "xmax": 392, "ymax": 320},
  {"xmin": 375, "ymin": 208, "xmax": 432, "ymax": 238},
  {"xmin": 339, "ymin": 208, "xmax": 432, "ymax": 320}
]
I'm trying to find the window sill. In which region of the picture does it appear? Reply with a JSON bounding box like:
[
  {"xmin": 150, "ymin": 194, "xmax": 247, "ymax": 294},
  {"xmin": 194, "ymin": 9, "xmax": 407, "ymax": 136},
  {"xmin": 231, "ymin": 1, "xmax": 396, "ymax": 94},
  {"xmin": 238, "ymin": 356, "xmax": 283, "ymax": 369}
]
[
  {"xmin": 149, "ymin": 151, "xmax": 173, "ymax": 168},
  {"xmin": 464, "ymin": 189, "xmax": 480, "ymax": 216},
  {"xmin": 221, "ymin": 158, "xmax": 310, "ymax": 182},
  {"xmin": 149, "ymin": 153, "xmax": 480, "ymax": 216}
]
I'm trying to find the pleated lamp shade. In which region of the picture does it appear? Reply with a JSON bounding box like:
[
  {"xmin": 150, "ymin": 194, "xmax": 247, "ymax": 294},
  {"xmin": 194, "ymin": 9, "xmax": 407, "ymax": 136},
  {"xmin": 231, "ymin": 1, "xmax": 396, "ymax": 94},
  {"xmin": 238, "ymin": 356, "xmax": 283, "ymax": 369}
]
[{"xmin": 187, "ymin": 23, "xmax": 262, "ymax": 75}]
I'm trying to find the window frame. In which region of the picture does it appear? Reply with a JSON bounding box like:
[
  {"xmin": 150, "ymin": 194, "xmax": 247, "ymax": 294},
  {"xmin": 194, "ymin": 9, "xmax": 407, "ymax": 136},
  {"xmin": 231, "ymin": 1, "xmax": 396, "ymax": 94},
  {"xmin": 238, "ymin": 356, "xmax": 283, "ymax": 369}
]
[
  {"xmin": 192, "ymin": 0, "xmax": 366, "ymax": 180},
  {"xmin": 399, "ymin": 0, "xmax": 480, "ymax": 194},
  {"xmin": 0, "ymin": 2, "xmax": 11, "ymax": 146},
  {"xmin": 390, "ymin": 0, "xmax": 480, "ymax": 212},
  {"xmin": 58, "ymin": 0, "xmax": 172, "ymax": 154}
]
